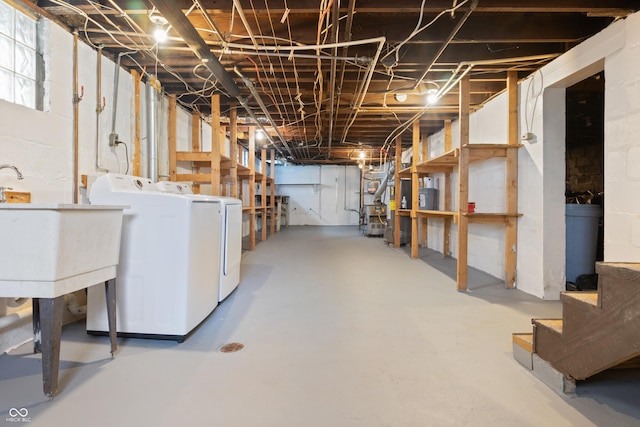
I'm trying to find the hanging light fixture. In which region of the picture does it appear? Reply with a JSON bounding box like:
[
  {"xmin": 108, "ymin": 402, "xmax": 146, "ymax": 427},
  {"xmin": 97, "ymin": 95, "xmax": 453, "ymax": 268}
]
[
  {"xmin": 149, "ymin": 9, "xmax": 169, "ymax": 43},
  {"xmin": 394, "ymin": 93, "xmax": 408, "ymax": 103},
  {"xmin": 426, "ymin": 88, "xmax": 439, "ymax": 105}
]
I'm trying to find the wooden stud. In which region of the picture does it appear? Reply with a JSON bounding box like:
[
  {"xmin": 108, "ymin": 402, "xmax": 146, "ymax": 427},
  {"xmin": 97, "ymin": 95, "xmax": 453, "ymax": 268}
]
[
  {"xmin": 261, "ymin": 146, "xmax": 268, "ymax": 242},
  {"xmin": 443, "ymin": 119, "xmax": 452, "ymax": 257},
  {"xmin": 191, "ymin": 109, "xmax": 201, "ymax": 194},
  {"xmin": 443, "ymin": 173, "xmax": 451, "ymax": 257},
  {"xmin": 132, "ymin": 69, "xmax": 141, "ymax": 177},
  {"xmin": 505, "ymin": 70, "xmax": 519, "ymax": 288},
  {"xmin": 394, "ymin": 135, "xmax": 402, "ymax": 248},
  {"xmin": 248, "ymin": 127, "xmax": 256, "ymax": 250},
  {"xmin": 420, "ymin": 132, "xmax": 429, "ymax": 247},
  {"xmin": 270, "ymin": 148, "xmax": 276, "ymax": 234},
  {"xmin": 444, "ymin": 119, "xmax": 452, "ymax": 152},
  {"xmin": 229, "ymin": 105, "xmax": 238, "ymax": 198},
  {"xmin": 457, "ymin": 75, "xmax": 470, "ymax": 291},
  {"xmin": 411, "ymin": 120, "xmax": 420, "ymax": 259},
  {"xmin": 210, "ymin": 94, "xmax": 221, "ymax": 196},
  {"xmin": 168, "ymin": 95, "xmax": 177, "ymax": 181}
]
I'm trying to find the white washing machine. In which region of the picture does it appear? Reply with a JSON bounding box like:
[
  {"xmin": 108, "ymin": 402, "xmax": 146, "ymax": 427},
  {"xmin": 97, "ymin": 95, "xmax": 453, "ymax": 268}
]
[
  {"xmin": 156, "ymin": 181, "xmax": 242, "ymax": 301},
  {"xmin": 87, "ymin": 174, "xmax": 221, "ymax": 341}
]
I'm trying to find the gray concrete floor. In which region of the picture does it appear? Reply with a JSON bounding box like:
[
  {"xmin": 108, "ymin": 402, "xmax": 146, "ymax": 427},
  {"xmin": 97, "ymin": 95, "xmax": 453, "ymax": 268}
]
[{"xmin": 1, "ymin": 226, "xmax": 639, "ymax": 426}]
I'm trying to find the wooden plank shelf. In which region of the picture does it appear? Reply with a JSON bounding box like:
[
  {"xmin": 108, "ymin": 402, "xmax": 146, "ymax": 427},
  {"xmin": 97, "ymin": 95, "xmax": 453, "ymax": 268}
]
[
  {"xmin": 168, "ymin": 96, "xmax": 280, "ymax": 253},
  {"xmin": 402, "ymin": 71, "xmax": 521, "ymax": 291},
  {"xmin": 415, "ymin": 209, "xmax": 458, "ymax": 219},
  {"xmin": 463, "ymin": 212, "xmax": 522, "ymax": 224},
  {"xmin": 466, "ymin": 144, "xmax": 524, "ymax": 162}
]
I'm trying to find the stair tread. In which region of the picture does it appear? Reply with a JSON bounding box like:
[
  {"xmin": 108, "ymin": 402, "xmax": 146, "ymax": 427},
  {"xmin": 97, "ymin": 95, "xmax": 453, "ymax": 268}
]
[
  {"xmin": 512, "ymin": 333, "xmax": 533, "ymax": 353},
  {"xmin": 562, "ymin": 291, "xmax": 598, "ymax": 306},
  {"xmin": 534, "ymin": 319, "xmax": 563, "ymax": 334}
]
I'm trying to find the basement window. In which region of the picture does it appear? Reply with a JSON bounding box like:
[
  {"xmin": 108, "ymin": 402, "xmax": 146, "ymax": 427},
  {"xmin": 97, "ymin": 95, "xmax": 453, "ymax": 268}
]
[{"xmin": 0, "ymin": 0, "xmax": 43, "ymax": 110}]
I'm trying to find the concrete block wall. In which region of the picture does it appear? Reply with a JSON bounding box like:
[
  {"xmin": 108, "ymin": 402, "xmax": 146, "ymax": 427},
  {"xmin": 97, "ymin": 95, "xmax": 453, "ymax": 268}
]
[
  {"xmin": 604, "ymin": 11, "xmax": 640, "ymax": 262},
  {"xmin": 275, "ymin": 165, "xmax": 360, "ymax": 226},
  {"xmin": 566, "ymin": 143, "xmax": 604, "ymax": 194},
  {"xmin": 0, "ymin": 20, "xmax": 139, "ymax": 352}
]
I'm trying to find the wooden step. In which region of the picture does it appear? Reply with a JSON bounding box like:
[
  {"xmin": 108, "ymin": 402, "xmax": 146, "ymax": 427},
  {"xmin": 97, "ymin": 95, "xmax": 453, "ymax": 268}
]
[
  {"xmin": 512, "ymin": 333, "xmax": 533, "ymax": 369},
  {"xmin": 533, "ymin": 319, "xmax": 563, "ymax": 335},
  {"xmin": 560, "ymin": 291, "xmax": 599, "ymax": 309},
  {"xmin": 512, "ymin": 333, "xmax": 533, "ymax": 352}
]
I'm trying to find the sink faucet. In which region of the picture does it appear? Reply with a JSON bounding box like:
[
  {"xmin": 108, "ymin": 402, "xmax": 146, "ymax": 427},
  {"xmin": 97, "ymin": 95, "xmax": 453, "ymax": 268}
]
[
  {"xmin": 0, "ymin": 164, "xmax": 24, "ymax": 203},
  {"xmin": 0, "ymin": 164, "xmax": 24, "ymax": 180}
]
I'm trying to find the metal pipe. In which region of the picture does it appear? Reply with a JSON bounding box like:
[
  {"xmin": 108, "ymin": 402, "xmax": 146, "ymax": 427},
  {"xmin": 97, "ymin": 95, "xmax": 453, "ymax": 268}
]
[
  {"xmin": 109, "ymin": 53, "xmax": 122, "ymax": 148},
  {"xmin": 147, "ymin": 81, "xmax": 158, "ymax": 181},
  {"xmin": 339, "ymin": 37, "xmax": 386, "ymax": 145},
  {"xmin": 331, "ymin": 0, "xmax": 357, "ymax": 158},
  {"xmin": 412, "ymin": 0, "xmax": 478, "ymax": 90},
  {"xmin": 72, "ymin": 29, "xmax": 80, "ymax": 204},
  {"xmin": 96, "ymin": 45, "xmax": 108, "ymax": 172},
  {"xmin": 326, "ymin": 0, "xmax": 341, "ymax": 158},
  {"xmin": 235, "ymin": 71, "xmax": 291, "ymax": 158},
  {"xmin": 149, "ymin": 0, "xmax": 240, "ymax": 98}
]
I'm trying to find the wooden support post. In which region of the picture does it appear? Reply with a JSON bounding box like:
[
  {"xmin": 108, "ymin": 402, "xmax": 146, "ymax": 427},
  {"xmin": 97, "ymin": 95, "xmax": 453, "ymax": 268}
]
[
  {"xmin": 457, "ymin": 76, "xmax": 470, "ymax": 291},
  {"xmin": 132, "ymin": 70, "xmax": 141, "ymax": 176},
  {"xmin": 411, "ymin": 120, "xmax": 420, "ymax": 259},
  {"xmin": 270, "ymin": 148, "xmax": 276, "ymax": 234},
  {"xmin": 394, "ymin": 135, "xmax": 402, "ymax": 248},
  {"xmin": 505, "ymin": 70, "xmax": 519, "ymax": 288},
  {"xmin": 248, "ymin": 127, "xmax": 256, "ymax": 250},
  {"xmin": 261, "ymin": 146, "xmax": 268, "ymax": 242},
  {"xmin": 168, "ymin": 95, "xmax": 177, "ymax": 181},
  {"xmin": 191, "ymin": 110, "xmax": 201, "ymax": 193},
  {"xmin": 443, "ymin": 119, "xmax": 452, "ymax": 257},
  {"xmin": 229, "ymin": 105, "xmax": 238, "ymax": 198},
  {"xmin": 420, "ymin": 133, "xmax": 429, "ymax": 247},
  {"xmin": 211, "ymin": 94, "xmax": 221, "ymax": 196}
]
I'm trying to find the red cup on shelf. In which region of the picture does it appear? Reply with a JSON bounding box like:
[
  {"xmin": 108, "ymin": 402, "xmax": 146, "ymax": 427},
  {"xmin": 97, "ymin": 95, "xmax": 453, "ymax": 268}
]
[{"xmin": 468, "ymin": 202, "xmax": 475, "ymax": 213}]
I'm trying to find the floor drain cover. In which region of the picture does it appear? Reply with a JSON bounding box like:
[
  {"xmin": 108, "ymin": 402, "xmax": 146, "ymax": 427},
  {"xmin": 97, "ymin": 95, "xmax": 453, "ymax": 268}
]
[{"xmin": 220, "ymin": 342, "xmax": 244, "ymax": 353}]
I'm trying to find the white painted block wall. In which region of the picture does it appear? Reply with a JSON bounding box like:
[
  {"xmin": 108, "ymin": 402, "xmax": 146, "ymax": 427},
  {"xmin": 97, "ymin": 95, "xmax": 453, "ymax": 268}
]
[
  {"xmin": 420, "ymin": 12, "xmax": 640, "ymax": 299},
  {"xmin": 275, "ymin": 165, "xmax": 360, "ymax": 225}
]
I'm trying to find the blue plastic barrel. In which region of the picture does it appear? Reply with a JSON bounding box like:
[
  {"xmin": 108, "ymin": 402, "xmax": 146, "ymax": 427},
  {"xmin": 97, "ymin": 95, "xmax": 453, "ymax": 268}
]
[{"xmin": 565, "ymin": 204, "xmax": 603, "ymax": 283}]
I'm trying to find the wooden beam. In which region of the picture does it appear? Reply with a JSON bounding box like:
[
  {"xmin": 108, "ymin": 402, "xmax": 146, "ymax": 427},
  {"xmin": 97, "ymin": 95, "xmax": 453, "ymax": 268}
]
[
  {"xmin": 132, "ymin": 69, "xmax": 141, "ymax": 176},
  {"xmin": 420, "ymin": 131, "xmax": 429, "ymax": 247},
  {"xmin": 505, "ymin": 70, "xmax": 519, "ymax": 288},
  {"xmin": 191, "ymin": 109, "xmax": 201, "ymax": 194},
  {"xmin": 270, "ymin": 148, "xmax": 276, "ymax": 235},
  {"xmin": 248, "ymin": 127, "xmax": 256, "ymax": 250},
  {"xmin": 261, "ymin": 146, "xmax": 267, "ymax": 242},
  {"xmin": 229, "ymin": 104, "xmax": 238, "ymax": 198},
  {"xmin": 443, "ymin": 118, "xmax": 453, "ymax": 258},
  {"xmin": 457, "ymin": 75, "xmax": 470, "ymax": 291},
  {"xmin": 411, "ymin": 120, "xmax": 420, "ymax": 259},
  {"xmin": 394, "ymin": 135, "xmax": 402, "ymax": 248},
  {"xmin": 168, "ymin": 94, "xmax": 177, "ymax": 181},
  {"xmin": 210, "ymin": 94, "xmax": 221, "ymax": 195}
]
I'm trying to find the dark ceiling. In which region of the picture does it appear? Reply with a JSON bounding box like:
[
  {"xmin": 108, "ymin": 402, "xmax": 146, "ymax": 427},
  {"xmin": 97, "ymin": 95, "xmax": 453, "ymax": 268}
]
[{"xmin": 34, "ymin": 0, "xmax": 639, "ymax": 164}]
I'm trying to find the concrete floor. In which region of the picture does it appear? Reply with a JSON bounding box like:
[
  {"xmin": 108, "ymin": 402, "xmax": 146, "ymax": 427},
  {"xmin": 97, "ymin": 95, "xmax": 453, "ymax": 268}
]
[{"xmin": 1, "ymin": 226, "xmax": 639, "ymax": 426}]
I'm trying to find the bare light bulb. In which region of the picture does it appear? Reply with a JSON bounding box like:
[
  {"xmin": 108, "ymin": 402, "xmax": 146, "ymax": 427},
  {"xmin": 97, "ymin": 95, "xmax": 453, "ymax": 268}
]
[
  {"xmin": 426, "ymin": 89, "xmax": 438, "ymax": 105},
  {"xmin": 154, "ymin": 27, "xmax": 167, "ymax": 43}
]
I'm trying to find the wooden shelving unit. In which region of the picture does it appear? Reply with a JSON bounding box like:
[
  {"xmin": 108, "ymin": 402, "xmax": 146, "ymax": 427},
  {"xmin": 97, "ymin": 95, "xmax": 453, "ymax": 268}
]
[
  {"xmin": 404, "ymin": 70, "xmax": 522, "ymax": 290},
  {"xmin": 168, "ymin": 95, "xmax": 278, "ymax": 251}
]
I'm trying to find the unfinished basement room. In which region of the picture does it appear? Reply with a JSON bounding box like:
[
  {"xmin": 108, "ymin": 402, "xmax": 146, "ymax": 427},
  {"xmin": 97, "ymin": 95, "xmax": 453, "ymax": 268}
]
[{"xmin": 1, "ymin": 1, "xmax": 640, "ymax": 425}]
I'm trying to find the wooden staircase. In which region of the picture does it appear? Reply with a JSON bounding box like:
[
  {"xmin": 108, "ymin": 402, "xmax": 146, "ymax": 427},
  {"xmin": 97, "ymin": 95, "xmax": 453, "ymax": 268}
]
[{"xmin": 513, "ymin": 262, "xmax": 640, "ymax": 392}]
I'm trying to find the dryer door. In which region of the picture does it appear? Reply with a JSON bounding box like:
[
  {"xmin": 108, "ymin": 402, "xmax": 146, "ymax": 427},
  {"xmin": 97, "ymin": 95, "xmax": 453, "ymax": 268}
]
[{"xmin": 224, "ymin": 203, "xmax": 243, "ymax": 276}]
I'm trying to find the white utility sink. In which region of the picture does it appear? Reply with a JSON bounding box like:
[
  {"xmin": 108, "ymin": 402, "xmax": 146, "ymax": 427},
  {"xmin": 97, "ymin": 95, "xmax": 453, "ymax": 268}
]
[
  {"xmin": 0, "ymin": 203, "xmax": 126, "ymax": 397},
  {"xmin": 0, "ymin": 204, "xmax": 126, "ymax": 297}
]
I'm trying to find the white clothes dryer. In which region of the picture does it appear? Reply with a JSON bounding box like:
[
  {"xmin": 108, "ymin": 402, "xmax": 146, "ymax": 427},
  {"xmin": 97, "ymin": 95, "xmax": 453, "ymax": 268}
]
[
  {"xmin": 87, "ymin": 174, "xmax": 221, "ymax": 341},
  {"xmin": 155, "ymin": 181, "xmax": 242, "ymax": 301}
]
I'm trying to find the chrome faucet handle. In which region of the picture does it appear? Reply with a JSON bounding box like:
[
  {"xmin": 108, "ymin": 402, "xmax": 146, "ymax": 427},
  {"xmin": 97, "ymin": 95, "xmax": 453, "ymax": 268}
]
[{"xmin": 0, "ymin": 186, "xmax": 13, "ymax": 203}]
